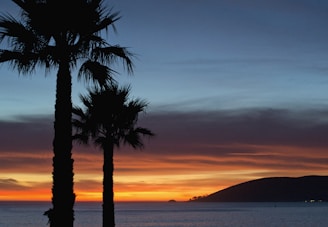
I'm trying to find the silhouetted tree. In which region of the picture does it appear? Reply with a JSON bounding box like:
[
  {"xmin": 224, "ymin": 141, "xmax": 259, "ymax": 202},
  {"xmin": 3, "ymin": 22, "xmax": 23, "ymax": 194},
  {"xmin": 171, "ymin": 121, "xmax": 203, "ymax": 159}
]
[
  {"xmin": 0, "ymin": 1, "xmax": 133, "ymax": 226},
  {"xmin": 72, "ymin": 84, "xmax": 154, "ymax": 227}
]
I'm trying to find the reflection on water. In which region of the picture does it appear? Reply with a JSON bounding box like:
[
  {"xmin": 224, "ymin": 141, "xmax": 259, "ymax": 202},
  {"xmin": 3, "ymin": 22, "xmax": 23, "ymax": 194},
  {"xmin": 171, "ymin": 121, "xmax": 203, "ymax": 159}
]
[{"xmin": 1, "ymin": 201, "xmax": 328, "ymax": 227}]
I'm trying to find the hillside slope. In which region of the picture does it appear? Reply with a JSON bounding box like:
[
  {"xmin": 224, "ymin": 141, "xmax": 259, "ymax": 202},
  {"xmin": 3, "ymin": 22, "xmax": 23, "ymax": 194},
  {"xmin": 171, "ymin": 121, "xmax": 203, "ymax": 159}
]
[{"xmin": 192, "ymin": 176, "xmax": 328, "ymax": 202}]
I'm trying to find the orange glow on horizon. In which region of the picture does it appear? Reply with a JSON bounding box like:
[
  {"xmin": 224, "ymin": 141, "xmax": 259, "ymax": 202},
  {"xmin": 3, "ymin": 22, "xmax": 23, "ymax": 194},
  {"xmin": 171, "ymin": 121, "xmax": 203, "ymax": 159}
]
[{"xmin": 1, "ymin": 144, "xmax": 328, "ymax": 202}]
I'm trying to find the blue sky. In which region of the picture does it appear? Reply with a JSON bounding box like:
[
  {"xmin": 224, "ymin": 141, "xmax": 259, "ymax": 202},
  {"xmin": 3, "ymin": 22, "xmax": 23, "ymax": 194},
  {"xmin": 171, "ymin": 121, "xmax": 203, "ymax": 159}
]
[
  {"xmin": 1, "ymin": 0, "xmax": 328, "ymax": 201},
  {"xmin": 1, "ymin": 0, "xmax": 328, "ymax": 119},
  {"xmin": 110, "ymin": 0, "xmax": 328, "ymax": 112}
]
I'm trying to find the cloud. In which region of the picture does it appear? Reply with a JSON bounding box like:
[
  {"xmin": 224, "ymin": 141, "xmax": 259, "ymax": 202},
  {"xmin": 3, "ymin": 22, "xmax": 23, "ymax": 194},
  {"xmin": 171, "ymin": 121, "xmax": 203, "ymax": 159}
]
[
  {"xmin": 1, "ymin": 106, "xmax": 328, "ymax": 200},
  {"xmin": 141, "ymin": 107, "xmax": 328, "ymax": 153},
  {"xmin": 113, "ymin": 107, "xmax": 328, "ymax": 178},
  {"xmin": 0, "ymin": 178, "xmax": 28, "ymax": 190},
  {"xmin": 75, "ymin": 179, "xmax": 102, "ymax": 191},
  {"xmin": 0, "ymin": 114, "xmax": 53, "ymax": 152},
  {"xmin": 1, "ymin": 106, "xmax": 328, "ymax": 177}
]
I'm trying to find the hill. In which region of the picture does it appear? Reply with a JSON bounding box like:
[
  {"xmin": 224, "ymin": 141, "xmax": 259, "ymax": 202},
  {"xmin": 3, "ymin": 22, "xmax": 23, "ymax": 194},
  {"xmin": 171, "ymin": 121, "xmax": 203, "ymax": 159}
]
[{"xmin": 191, "ymin": 176, "xmax": 328, "ymax": 202}]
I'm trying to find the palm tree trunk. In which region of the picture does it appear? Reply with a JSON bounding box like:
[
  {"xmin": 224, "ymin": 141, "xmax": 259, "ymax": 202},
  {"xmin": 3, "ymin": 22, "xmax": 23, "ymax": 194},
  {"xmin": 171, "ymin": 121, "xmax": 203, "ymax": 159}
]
[
  {"xmin": 51, "ymin": 62, "xmax": 75, "ymax": 227},
  {"xmin": 103, "ymin": 142, "xmax": 115, "ymax": 227}
]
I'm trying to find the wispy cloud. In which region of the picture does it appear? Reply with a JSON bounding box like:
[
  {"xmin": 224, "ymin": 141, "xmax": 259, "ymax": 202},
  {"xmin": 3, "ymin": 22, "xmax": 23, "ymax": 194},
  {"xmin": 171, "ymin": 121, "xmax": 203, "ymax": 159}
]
[
  {"xmin": 1, "ymin": 106, "xmax": 328, "ymax": 200},
  {"xmin": 0, "ymin": 178, "xmax": 27, "ymax": 190},
  {"xmin": 1, "ymin": 107, "xmax": 328, "ymax": 171}
]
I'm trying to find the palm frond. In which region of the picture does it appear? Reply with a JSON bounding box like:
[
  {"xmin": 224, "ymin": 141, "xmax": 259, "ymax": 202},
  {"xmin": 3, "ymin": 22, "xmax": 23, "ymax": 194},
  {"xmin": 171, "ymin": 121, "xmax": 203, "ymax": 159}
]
[
  {"xmin": 72, "ymin": 84, "xmax": 154, "ymax": 152},
  {"xmin": 78, "ymin": 60, "xmax": 117, "ymax": 88},
  {"xmin": 96, "ymin": 10, "xmax": 121, "ymax": 34},
  {"xmin": 92, "ymin": 45, "xmax": 134, "ymax": 74},
  {"xmin": 136, "ymin": 127, "xmax": 155, "ymax": 137}
]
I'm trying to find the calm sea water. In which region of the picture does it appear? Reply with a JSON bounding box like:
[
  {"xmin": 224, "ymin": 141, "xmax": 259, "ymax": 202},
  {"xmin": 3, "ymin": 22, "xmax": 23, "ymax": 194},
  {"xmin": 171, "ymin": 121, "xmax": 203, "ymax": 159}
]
[{"xmin": 1, "ymin": 201, "xmax": 328, "ymax": 227}]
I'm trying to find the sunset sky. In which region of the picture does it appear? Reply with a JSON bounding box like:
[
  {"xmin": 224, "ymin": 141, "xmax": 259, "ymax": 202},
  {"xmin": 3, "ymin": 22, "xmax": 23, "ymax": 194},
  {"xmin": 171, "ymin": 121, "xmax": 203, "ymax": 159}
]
[{"xmin": 1, "ymin": 0, "xmax": 328, "ymax": 202}]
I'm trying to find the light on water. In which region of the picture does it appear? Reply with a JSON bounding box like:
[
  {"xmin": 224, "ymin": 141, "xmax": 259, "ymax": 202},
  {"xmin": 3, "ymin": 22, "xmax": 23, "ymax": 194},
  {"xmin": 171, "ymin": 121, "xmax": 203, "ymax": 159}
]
[{"xmin": 1, "ymin": 201, "xmax": 328, "ymax": 227}]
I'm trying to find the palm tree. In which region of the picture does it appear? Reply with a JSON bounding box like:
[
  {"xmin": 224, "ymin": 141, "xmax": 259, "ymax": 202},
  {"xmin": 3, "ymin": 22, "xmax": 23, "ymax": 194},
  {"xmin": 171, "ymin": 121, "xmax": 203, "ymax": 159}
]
[
  {"xmin": 72, "ymin": 84, "xmax": 154, "ymax": 227},
  {"xmin": 0, "ymin": 1, "xmax": 133, "ymax": 226}
]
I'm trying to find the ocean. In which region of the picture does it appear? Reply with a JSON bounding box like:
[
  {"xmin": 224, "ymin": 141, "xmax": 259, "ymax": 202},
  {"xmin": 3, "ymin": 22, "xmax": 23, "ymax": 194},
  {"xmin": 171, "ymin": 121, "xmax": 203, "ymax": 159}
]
[{"xmin": 1, "ymin": 201, "xmax": 328, "ymax": 227}]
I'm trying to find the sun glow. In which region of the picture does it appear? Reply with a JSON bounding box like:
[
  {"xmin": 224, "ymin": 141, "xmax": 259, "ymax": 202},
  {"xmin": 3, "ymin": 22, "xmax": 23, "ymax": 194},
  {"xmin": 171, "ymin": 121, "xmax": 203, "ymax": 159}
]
[{"xmin": 2, "ymin": 143, "xmax": 328, "ymax": 202}]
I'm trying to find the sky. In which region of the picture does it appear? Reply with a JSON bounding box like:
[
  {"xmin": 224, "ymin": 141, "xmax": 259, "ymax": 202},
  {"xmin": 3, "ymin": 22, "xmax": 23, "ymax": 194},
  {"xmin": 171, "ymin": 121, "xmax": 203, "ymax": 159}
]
[{"xmin": 1, "ymin": 0, "xmax": 328, "ymax": 202}]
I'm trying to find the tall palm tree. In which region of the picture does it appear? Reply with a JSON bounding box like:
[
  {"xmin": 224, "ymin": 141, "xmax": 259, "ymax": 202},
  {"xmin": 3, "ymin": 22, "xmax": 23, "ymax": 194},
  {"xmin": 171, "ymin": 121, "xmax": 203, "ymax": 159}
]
[
  {"xmin": 0, "ymin": 1, "xmax": 133, "ymax": 226},
  {"xmin": 72, "ymin": 84, "xmax": 154, "ymax": 227}
]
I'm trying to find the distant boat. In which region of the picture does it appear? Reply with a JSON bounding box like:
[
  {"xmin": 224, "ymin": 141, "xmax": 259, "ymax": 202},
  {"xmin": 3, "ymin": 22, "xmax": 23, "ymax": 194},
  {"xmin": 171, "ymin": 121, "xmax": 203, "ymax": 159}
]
[{"xmin": 168, "ymin": 199, "xmax": 176, "ymax": 203}]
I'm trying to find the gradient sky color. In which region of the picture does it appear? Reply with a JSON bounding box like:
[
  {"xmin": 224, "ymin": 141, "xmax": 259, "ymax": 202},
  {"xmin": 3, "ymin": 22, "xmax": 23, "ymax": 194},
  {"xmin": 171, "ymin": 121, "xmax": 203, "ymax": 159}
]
[{"xmin": 1, "ymin": 0, "xmax": 328, "ymax": 202}]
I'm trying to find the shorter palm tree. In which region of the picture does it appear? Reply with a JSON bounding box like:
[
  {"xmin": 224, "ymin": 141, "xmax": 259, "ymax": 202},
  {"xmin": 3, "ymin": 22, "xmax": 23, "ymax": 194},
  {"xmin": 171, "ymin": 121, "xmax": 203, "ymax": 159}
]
[{"xmin": 72, "ymin": 83, "xmax": 154, "ymax": 227}]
